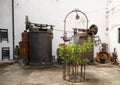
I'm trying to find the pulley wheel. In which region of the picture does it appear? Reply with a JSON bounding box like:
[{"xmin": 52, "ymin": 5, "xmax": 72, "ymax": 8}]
[{"xmin": 88, "ymin": 24, "xmax": 98, "ymax": 35}]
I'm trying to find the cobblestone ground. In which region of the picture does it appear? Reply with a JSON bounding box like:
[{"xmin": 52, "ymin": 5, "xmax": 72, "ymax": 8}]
[{"xmin": 0, "ymin": 63, "xmax": 120, "ymax": 85}]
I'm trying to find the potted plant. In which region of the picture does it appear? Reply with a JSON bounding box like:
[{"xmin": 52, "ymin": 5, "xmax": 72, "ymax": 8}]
[{"xmin": 58, "ymin": 36, "xmax": 92, "ymax": 82}]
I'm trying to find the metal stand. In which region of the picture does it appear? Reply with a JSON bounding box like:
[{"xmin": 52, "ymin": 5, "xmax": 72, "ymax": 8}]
[{"xmin": 62, "ymin": 9, "xmax": 89, "ymax": 82}]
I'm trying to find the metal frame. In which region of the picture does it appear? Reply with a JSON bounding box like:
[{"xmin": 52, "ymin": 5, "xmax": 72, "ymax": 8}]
[
  {"xmin": 64, "ymin": 9, "xmax": 89, "ymax": 34},
  {"xmin": 63, "ymin": 9, "xmax": 89, "ymax": 82}
]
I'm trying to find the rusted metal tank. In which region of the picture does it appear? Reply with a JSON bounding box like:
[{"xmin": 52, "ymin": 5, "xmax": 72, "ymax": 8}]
[
  {"xmin": 28, "ymin": 31, "xmax": 52, "ymax": 64},
  {"xmin": 78, "ymin": 32, "xmax": 94, "ymax": 64}
]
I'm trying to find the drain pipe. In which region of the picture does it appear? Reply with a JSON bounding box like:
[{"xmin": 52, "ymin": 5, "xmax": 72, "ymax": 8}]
[{"xmin": 12, "ymin": 0, "xmax": 15, "ymax": 59}]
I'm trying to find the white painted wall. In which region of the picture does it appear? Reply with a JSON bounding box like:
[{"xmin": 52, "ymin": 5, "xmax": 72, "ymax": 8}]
[
  {"xmin": 0, "ymin": 0, "xmax": 107, "ymax": 60},
  {"xmin": 0, "ymin": 0, "xmax": 13, "ymax": 60},
  {"xmin": 107, "ymin": 0, "xmax": 120, "ymax": 61}
]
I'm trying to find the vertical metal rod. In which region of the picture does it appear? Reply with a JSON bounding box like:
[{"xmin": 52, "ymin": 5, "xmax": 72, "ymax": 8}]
[
  {"xmin": 80, "ymin": 64, "xmax": 83, "ymax": 81},
  {"xmin": 68, "ymin": 55, "xmax": 70, "ymax": 82},
  {"xmin": 68, "ymin": 64, "xmax": 70, "ymax": 82},
  {"xmin": 12, "ymin": 0, "xmax": 15, "ymax": 59},
  {"xmin": 63, "ymin": 62, "xmax": 65, "ymax": 80},
  {"xmin": 75, "ymin": 57, "xmax": 76, "ymax": 82},
  {"xmin": 84, "ymin": 64, "xmax": 86, "ymax": 81},
  {"xmin": 64, "ymin": 20, "xmax": 66, "ymax": 34}
]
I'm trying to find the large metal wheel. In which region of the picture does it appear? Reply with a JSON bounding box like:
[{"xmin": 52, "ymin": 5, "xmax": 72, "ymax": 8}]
[{"xmin": 88, "ymin": 24, "xmax": 98, "ymax": 35}]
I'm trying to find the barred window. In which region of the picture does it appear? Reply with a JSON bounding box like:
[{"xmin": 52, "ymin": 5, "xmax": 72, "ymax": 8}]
[
  {"xmin": 0, "ymin": 29, "xmax": 8, "ymax": 42},
  {"xmin": 2, "ymin": 47, "xmax": 10, "ymax": 60}
]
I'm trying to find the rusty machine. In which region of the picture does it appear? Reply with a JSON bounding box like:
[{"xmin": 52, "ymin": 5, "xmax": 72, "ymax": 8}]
[
  {"xmin": 60, "ymin": 9, "xmax": 98, "ymax": 82},
  {"xmin": 18, "ymin": 16, "xmax": 54, "ymax": 66},
  {"xmin": 96, "ymin": 43, "xmax": 110, "ymax": 64}
]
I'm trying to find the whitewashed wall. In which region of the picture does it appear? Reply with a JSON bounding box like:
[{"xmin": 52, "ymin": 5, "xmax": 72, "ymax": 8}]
[
  {"xmin": 107, "ymin": 0, "xmax": 120, "ymax": 61},
  {"xmin": 0, "ymin": 0, "xmax": 13, "ymax": 60},
  {"xmin": 0, "ymin": 0, "xmax": 107, "ymax": 60}
]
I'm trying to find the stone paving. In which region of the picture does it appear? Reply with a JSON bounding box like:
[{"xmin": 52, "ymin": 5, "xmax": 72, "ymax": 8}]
[{"xmin": 0, "ymin": 63, "xmax": 120, "ymax": 85}]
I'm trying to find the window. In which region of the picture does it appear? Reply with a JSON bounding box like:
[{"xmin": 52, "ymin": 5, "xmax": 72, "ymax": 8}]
[
  {"xmin": 2, "ymin": 47, "xmax": 10, "ymax": 60},
  {"xmin": 118, "ymin": 28, "xmax": 120, "ymax": 43},
  {"xmin": 0, "ymin": 29, "xmax": 8, "ymax": 42}
]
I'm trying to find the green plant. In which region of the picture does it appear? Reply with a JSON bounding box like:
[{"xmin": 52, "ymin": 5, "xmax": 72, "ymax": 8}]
[{"xmin": 58, "ymin": 36, "xmax": 92, "ymax": 65}]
